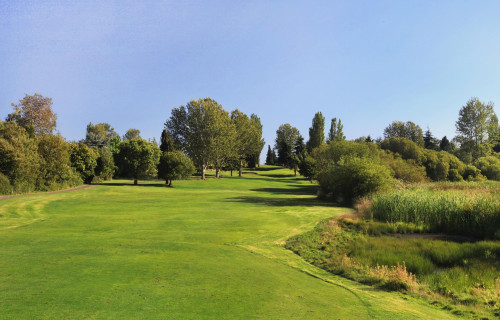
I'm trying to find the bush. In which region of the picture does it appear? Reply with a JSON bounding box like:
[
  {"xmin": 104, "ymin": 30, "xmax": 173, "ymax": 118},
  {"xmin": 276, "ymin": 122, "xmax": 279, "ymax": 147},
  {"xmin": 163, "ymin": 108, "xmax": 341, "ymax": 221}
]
[
  {"xmin": 463, "ymin": 165, "xmax": 486, "ymax": 181},
  {"xmin": 474, "ymin": 156, "xmax": 500, "ymax": 181},
  {"xmin": 317, "ymin": 156, "xmax": 393, "ymax": 204},
  {"xmin": 298, "ymin": 154, "xmax": 317, "ymax": 181},
  {"xmin": 379, "ymin": 151, "xmax": 427, "ymax": 183},
  {"xmin": 0, "ymin": 172, "xmax": 12, "ymax": 195},
  {"xmin": 380, "ymin": 137, "xmax": 425, "ymax": 164},
  {"xmin": 157, "ymin": 151, "xmax": 195, "ymax": 186}
]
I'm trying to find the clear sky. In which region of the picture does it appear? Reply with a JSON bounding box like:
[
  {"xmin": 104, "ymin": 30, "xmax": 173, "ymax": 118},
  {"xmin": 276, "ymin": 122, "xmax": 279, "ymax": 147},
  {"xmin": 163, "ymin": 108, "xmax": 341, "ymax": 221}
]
[{"xmin": 2, "ymin": 0, "xmax": 500, "ymax": 161}]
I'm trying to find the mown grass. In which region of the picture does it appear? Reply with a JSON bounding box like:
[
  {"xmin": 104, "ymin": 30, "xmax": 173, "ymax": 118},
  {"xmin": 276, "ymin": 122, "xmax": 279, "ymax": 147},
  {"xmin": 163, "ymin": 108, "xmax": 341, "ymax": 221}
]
[
  {"xmin": 0, "ymin": 167, "xmax": 458, "ymax": 319},
  {"xmin": 286, "ymin": 218, "xmax": 500, "ymax": 319},
  {"xmin": 370, "ymin": 182, "xmax": 500, "ymax": 239}
]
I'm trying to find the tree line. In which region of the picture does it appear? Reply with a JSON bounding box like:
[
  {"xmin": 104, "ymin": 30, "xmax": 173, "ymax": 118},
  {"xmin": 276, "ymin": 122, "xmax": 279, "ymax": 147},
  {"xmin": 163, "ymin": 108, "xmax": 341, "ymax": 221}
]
[
  {"xmin": 0, "ymin": 95, "xmax": 265, "ymax": 194},
  {"xmin": 265, "ymin": 97, "xmax": 499, "ymax": 203}
]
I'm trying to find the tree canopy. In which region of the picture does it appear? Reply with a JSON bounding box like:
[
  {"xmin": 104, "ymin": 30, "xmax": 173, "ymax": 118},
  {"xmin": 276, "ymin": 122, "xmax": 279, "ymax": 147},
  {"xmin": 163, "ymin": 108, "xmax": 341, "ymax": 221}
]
[
  {"xmin": 306, "ymin": 112, "xmax": 325, "ymax": 153},
  {"xmin": 7, "ymin": 93, "xmax": 57, "ymax": 135}
]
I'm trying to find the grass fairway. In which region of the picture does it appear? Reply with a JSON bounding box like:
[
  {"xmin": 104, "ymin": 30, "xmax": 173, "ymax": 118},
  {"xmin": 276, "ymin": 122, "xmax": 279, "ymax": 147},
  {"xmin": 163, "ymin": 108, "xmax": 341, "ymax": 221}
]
[{"xmin": 0, "ymin": 167, "xmax": 458, "ymax": 319}]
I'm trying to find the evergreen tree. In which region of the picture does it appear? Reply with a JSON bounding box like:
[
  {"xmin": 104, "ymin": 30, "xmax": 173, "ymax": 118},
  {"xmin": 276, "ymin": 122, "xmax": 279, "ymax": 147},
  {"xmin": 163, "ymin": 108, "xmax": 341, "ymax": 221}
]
[
  {"xmin": 294, "ymin": 135, "xmax": 306, "ymax": 156},
  {"xmin": 327, "ymin": 118, "xmax": 346, "ymax": 142},
  {"xmin": 160, "ymin": 129, "xmax": 175, "ymax": 153},
  {"xmin": 423, "ymin": 128, "xmax": 439, "ymax": 150},
  {"xmin": 306, "ymin": 112, "xmax": 325, "ymax": 152},
  {"xmin": 440, "ymin": 136, "xmax": 451, "ymax": 152},
  {"xmin": 265, "ymin": 145, "xmax": 275, "ymax": 165}
]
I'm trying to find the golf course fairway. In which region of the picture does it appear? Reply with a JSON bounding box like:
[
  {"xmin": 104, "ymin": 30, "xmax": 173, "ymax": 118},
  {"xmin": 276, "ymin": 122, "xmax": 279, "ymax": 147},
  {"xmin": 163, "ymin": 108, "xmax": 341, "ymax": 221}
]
[{"xmin": 0, "ymin": 168, "xmax": 457, "ymax": 319}]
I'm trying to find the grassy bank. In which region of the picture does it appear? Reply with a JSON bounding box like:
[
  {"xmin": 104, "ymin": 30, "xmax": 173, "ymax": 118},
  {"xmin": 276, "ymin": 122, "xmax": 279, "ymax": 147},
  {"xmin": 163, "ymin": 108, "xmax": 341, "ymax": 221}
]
[{"xmin": 286, "ymin": 217, "xmax": 500, "ymax": 319}]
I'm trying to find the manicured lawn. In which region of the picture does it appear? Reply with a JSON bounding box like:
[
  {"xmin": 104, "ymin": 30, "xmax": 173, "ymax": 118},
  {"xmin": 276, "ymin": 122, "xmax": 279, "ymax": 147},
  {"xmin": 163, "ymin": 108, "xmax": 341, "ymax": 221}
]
[{"xmin": 0, "ymin": 167, "xmax": 456, "ymax": 319}]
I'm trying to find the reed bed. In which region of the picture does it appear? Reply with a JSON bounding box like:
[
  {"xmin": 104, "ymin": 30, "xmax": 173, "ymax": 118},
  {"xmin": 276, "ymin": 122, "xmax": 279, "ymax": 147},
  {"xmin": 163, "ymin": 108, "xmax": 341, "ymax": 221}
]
[{"xmin": 371, "ymin": 188, "xmax": 500, "ymax": 239}]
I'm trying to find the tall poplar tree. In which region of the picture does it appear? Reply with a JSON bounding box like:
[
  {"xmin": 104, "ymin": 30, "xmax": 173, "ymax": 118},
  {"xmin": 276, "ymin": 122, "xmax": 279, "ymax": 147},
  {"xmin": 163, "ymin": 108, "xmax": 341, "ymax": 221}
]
[{"xmin": 306, "ymin": 112, "xmax": 325, "ymax": 153}]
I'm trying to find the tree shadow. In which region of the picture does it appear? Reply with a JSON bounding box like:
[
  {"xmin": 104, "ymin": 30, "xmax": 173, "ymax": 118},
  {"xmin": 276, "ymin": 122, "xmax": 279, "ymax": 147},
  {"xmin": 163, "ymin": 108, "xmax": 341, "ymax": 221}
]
[
  {"xmin": 226, "ymin": 195, "xmax": 334, "ymax": 207},
  {"xmin": 250, "ymin": 185, "xmax": 318, "ymax": 196},
  {"xmin": 96, "ymin": 182, "xmax": 169, "ymax": 187}
]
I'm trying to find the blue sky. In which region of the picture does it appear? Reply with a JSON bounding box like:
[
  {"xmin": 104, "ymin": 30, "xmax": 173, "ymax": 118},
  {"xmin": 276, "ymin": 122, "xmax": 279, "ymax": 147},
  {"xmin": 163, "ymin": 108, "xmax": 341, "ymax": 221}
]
[{"xmin": 1, "ymin": 1, "xmax": 500, "ymax": 161}]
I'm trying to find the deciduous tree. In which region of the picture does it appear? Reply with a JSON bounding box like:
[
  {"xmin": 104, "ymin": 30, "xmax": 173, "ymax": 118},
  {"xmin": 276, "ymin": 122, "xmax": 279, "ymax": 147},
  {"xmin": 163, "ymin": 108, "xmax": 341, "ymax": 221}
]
[
  {"xmin": 306, "ymin": 112, "xmax": 325, "ymax": 152},
  {"xmin": 7, "ymin": 93, "xmax": 57, "ymax": 135},
  {"xmin": 118, "ymin": 138, "xmax": 160, "ymax": 185}
]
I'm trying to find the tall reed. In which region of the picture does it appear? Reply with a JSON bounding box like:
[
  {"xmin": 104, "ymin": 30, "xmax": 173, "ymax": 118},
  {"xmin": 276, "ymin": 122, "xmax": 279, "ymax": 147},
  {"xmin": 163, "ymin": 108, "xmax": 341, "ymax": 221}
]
[{"xmin": 371, "ymin": 189, "xmax": 500, "ymax": 238}]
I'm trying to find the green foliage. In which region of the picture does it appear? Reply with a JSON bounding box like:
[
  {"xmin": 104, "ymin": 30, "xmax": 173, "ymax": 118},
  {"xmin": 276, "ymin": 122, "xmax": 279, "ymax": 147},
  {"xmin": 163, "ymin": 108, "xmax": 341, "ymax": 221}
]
[
  {"xmin": 371, "ymin": 188, "xmax": 500, "ymax": 238},
  {"xmin": 298, "ymin": 154, "xmax": 317, "ymax": 181},
  {"xmin": 231, "ymin": 109, "xmax": 261, "ymax": 176},
  {"xmin": 159, "ymin": 129, "xmax": 175, "ymax": 153},
  {"xmin": 123, "ymin": 128, "xmax": 141, "ymax": 140},
  {"xmin": 423, "ymin": 129, "xmax": 439, "ymax": 150},
  {"xmin": 7, "ymin": 93, "xmax": 57, "ymax": 135},
  {"xmin": 306, "ymin": 112, "xmax": 325, "ymax": 152},
  {"xmin": 274, "ymin": 123, "xmax": 300, "ymax": 167},
  {"xmin": 158, "ymin": 151, "xmax": 195, "ymax": 186},
  {"xmin": 383, "ymin": 121, "xmax": 424, "ymax": 146},
  {"xmin": 0, "ymin": 121, "xmax": 41, "ymax": 192},
  {"xmin": 317, "ymin": 156, "xmax": 393, "ymax": 204},
  {"xmin": 380, "ymin": 137, "xmax": 425, "ymax": 163},
  {"xmin": 70, "ymin": 143, "xmax": 98, "ymax": 184},
  {"xmin": 246, "ymin": 114, "xmax": 265, "ymax": 168},
  {"xmin": 474, "ymin": 156, "xmax": 500, "ymax": 181},
  {"xmin": 94, "ymin": 147, "xmax": 115, "ymax": 181},
  {"xmin": 37, "ymin": 134, "xmax": 81, "ymax": 189},
  {"xmin": 0, "ymin": 172, "xmax": 12, "ymax": 195},
  {"xmin": 118, "ymin": 138, "xmax": 160, "ymax": 184},
  {"xmin": 462, "ymin": 164, "xmax": 486, "ymax": 181},
  {"xmin": 379, "ymin": 150, "xmax": 427, "ymax": 183},
  {"xmin": 455, "ymin": 97, "xmax": 497, "ymax": 160},
  {"xmin": 166, "ymin": 98, "xmax": 236, "ymax": 179},
  {"xmin": 265, "ymin": 145, "xmax": 277, "ymax": 165},
  {"xmin": 84, "ymin": 122, "xmax": 118, "ymax": 148},
  {"xmin": 327, "ymin": 117, "xmax": 345, "ymax": 142}
]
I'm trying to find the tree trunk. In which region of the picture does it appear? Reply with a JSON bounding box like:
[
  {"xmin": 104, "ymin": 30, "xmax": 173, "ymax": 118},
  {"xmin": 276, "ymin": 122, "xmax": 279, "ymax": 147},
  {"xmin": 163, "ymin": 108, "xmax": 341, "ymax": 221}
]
[
  {"xmin": 294, "ymin": 168, "xmax": 297, "ymax": 176},
  {"xmin": 230, "ymin": 169, "xmax": 233, "ymax": 176},
  {"xmin": 134, "ymin": 177, "xmax": 138, "ymax": 185},
  {"xmin": 202, "ymin": 165, "xmax": 206, "ymax": 180},
  {"xmin": 239, "ymin": 160, "xmax": 243, "ymax": 177},
  {"xmin": 216, "ymin": 167, "xmax": 220, "ymax": 179}
]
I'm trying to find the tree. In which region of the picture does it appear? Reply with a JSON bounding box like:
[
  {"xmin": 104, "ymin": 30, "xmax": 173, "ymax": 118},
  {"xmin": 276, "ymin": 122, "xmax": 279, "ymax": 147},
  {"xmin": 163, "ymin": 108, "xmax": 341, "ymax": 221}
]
[
  {"xmin": 7, "ymin": 93, "xmax": 57, "ymax": 135},
  {"xmin": 231, "ymin": 109, "xmax": 259, "ymax": 177},
  {"xmin": 423, "ymin": 128, "xmax": 439, "ymax": 150},
  {"xmin": 455, "ymin": 97, "xmax": 497, "ymax": 160},
  {"xmin": 69, "ymin": 143, "xmax": 98, "ymax": 184},
  {"xmin": 95, "ymin": 147, "xmax": 116, "ymax": 181},
  {"xmin": 118, "ymin": 138, "xmax": 160, "ymax": 185},
  {"xmin": 327, "ymin": 118, "xmax": 345, "ymax": 142},
  {"xmin": 0, "ymin": 121, "xmax": 41, "ymax": 192},
  {"xmin": 275, "ymin": 123, "xmax": 300, "ymax": 167},
  {"xmin": 246, "ymin": 114, "xmax": 265, "ymax": 168},
  {"xmin": 158, "ymin": 151, "xmax": 195, "ymax": 186},
  {"xmin": 123, "ymin": 128, "xmax": 141, "ymax": 141},
  {"xmin": 265, "ymin": 145, "xmax": 276, "ymax": 165},
  {"xmin": 160, "ymin": 129, "xmax": 175, "ymax": 153},
  {"xmin": 37, "ymin": 134, "xmax": 74, "ymax": 186},
  {"xmin": 306, "ymin": 112, "xmax": 325, "ymax": 152},
  {"xmin": 440, "ymin": 136, "xmax": 451, "ymax": 152},
  {"xmin": 166, "ymin": 98, "xmax": 235, "ymax": 179},
  {"xmin": 84, "ymin": 123, "xmax": 119, "ymax": 148},
  {"xmin": 383, "ymin": 121, "xmax": 424, "ymax": 146},
  {"xmin": 294, "ymin": 134, "xmax": 306, "ymax": 156}
]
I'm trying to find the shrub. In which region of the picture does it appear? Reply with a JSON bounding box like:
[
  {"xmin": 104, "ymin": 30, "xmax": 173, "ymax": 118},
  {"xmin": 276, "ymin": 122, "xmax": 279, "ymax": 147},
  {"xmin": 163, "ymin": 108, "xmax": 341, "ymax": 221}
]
[
  {"xmin": 298, "ymin": 154, "xmax": 317, "ymax": 181},
  {"xmin": 317, "ymin": 156, "xmax": 393, "ymax": 204},
  {"xmin": 379, "ymin": 151, "xmax": 427, "ymax": 183},
  {"xmin": 0, "ymin": 172, "xmax": 12, "ymax": 195},
  {"xmin": 380, "ymin": 137, "xmax": 425, "ymax": 164},
  {"xmin": 463, "ymin": 165, "xmax": 486, "ymax": 181},
  {"xmin": 474, "ymin": 156, "xmax": 500, "ymax": 181},
  {"xmin": 158, "ymin": 151, "xmax": 195, "ymax": 186}
]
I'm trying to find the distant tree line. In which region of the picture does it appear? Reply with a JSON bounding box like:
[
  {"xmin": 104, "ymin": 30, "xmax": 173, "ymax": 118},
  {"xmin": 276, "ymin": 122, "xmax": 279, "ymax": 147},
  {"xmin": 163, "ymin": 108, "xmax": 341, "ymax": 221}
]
[
  {"xmin": 266, "ymin": 97, "xmax": 499, "ymax": 203},
  {"xmin": 0, "ymin": 94, "xmax": 266, "ymax": 194}
]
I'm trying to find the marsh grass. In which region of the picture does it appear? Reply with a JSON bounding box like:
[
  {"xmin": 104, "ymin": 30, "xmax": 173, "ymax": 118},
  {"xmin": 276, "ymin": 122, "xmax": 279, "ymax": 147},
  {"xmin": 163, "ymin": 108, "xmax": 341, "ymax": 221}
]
[
  {"xmin": 286, "ymin": 218, "xmax": 500, "ymax": 319},
  {"xmin": 371, "ymin": 184, "xmax": 500, "ymax": 239}
]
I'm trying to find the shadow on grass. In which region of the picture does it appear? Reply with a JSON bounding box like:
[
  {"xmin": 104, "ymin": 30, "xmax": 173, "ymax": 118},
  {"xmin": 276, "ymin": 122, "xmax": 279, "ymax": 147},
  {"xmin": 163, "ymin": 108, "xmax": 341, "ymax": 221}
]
[
  {"xmin": 226, "ymin": 195, "xmax": 334, "ymax": 207},
  {"xmin": 250, "ymin": 185, "xmax": 318, "ymax": 196},
  {"xmin": 96, "ymin": 182, "xmax": 169, "ymax": 187}
]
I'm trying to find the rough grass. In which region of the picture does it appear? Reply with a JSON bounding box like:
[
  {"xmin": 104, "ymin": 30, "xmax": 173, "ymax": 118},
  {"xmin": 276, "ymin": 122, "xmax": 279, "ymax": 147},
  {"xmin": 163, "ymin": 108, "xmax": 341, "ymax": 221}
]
[
  {"xmin": 286, "ymin": 218, "xmax": 500, "ymax": 319},
  {"xmin": 0, "ymin": 167, "xmax": 457, "ymax": 319},
  {"xmin": 370, "ymin": 183, "xmax": 500, "ymax": 239}
]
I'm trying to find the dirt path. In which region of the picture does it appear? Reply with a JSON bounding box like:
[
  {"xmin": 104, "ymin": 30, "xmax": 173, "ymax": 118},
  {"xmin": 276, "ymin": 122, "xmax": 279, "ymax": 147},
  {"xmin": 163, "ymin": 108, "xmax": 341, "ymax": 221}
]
[{"xmin": 0, "ymin": 185, "xmax": 92, "ymax": 200}]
